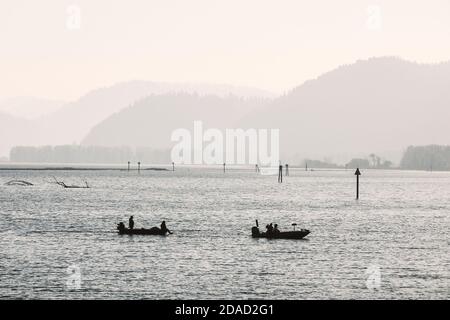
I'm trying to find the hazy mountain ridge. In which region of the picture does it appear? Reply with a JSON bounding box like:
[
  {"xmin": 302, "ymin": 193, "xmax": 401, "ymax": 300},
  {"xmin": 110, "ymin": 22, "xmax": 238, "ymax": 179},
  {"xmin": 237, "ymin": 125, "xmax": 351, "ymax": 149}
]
[
  {"xmin": 82, "ymin": 93, "xmax": 269, "ymax": 148},
  {"xmin": 240, "ymin": 57, "xmax": 450, "ymax": 164},
  {"xmin": 38, "ymin": 81, "xmax": 276, "ymax": 144},
  {"xmin": 80, "ymin": 57, "xmax": 450, "ymax": 164},
  {"xmin": 0, "ymin": 81, "xmax": 275, "ymax": 157},
  {"xmin": 3, "ymin": 57, "xmax": 450, "ymax": 163}
]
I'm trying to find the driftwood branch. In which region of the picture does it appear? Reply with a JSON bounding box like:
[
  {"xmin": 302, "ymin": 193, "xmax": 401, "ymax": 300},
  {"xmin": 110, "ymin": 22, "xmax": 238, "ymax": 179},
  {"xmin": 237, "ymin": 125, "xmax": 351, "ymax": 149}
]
[{"xmin": 52, "ymin": 177, "xmax": 90, "ymax": 189}]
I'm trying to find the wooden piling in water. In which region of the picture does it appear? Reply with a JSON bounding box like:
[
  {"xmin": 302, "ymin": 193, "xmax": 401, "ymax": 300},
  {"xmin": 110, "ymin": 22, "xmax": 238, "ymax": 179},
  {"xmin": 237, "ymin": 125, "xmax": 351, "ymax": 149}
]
[
  {"xmin": 285, "ymin": 164, "xmax": 289, "ymax": 176},
  {"xmin": 172, "ymin": 162, "xmax": 175, "ymax": 171},
  {"xmin": 138, "ymin": 162, "xmax": 141, "ymax": 173},
  {"xmin": 127, "ymin": 161, "xmax": 130, "ymax": 172},
  {"xmin": 278, "ymin": 165, "xmax": 283, "ymax": 183}
]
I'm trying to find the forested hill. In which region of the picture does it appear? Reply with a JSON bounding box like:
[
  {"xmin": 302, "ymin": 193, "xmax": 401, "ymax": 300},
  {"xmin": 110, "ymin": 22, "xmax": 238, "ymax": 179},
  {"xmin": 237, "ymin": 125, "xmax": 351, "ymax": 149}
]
[{"xmin": 400, "ymin": 145, "xmax": 450, "ymax": 171}]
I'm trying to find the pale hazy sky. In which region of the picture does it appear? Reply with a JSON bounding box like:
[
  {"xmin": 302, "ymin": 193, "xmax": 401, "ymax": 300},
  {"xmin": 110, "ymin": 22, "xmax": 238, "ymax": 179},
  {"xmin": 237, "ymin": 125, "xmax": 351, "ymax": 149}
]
[{"xmin": 1, "ymin": 0, "xmax": 449, "ymax": 101}]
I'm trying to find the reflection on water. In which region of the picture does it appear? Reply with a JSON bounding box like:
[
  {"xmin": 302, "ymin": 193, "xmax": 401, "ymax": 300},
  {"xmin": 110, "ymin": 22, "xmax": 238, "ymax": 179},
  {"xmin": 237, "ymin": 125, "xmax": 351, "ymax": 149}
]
[{"xmin": 0, "ymin": 168, "xmax": 449, "ymax": 299}]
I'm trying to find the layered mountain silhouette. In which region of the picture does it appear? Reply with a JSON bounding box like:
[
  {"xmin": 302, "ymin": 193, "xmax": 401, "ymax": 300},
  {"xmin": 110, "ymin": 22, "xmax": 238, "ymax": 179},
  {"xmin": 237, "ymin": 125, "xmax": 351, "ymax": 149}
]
[
  {"xmin": 80, "ymin": 57, "xmax": 450, "ymax": 164},
  {"xmin": 82, "ymin": 94, "xmax": 267, "ymax": 148},
  {"xmin": 0, "ymin": 82, "xmax": 274, "ymax": 157},
  {"xmin": 38, "ymin": 81, "xmax": 275, "ymax": 146},
  {"xmin": 3, "ymin": 57, "xmax": 450, "ymax": 163},
  {"xmin": 240, "ymin": 57, "xmax": 450, "ymax": 163}
]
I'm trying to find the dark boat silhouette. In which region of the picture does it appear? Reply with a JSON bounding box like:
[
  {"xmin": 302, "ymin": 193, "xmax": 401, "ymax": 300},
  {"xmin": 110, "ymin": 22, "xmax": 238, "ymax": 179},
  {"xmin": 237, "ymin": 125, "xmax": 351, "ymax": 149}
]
[
  {"xmin": 117, "ymin": 222, "xmax": 169, "ymax": 236},
  {"xmin": 252, "ymin": 220, "xmax": 310, "ymax": 240}
]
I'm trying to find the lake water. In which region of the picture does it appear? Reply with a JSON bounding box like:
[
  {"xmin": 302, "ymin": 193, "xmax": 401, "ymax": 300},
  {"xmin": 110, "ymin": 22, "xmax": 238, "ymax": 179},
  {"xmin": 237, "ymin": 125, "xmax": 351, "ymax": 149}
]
[{"xmin": 0, "ymin": 167, "xmax": 449, "ymax": 299}]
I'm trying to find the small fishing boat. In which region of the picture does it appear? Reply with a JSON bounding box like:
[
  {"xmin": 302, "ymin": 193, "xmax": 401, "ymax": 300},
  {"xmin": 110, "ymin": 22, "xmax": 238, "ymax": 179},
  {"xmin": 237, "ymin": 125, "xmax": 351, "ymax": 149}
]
[
  {"xmin": 251, "ymin": 220, "xmax": 310, "ymax": 240},
  {"xmin": 117, "ymin": 222, "xmax": 169, "ymax": 236}
]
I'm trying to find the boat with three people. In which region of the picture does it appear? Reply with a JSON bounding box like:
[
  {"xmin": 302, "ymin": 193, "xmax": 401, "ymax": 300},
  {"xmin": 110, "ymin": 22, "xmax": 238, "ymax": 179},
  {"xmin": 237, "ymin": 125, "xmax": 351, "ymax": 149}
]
[{"xmin": 251, "ymin": 220, "xmax": 310, "ymax": 240}]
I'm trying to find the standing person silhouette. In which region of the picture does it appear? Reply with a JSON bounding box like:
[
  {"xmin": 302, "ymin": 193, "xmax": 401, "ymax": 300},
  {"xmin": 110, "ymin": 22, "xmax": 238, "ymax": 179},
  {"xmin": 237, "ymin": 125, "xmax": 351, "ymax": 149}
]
[{"xmin": 129, "ymin": 216, "xmax": 134, "ymax": 230}]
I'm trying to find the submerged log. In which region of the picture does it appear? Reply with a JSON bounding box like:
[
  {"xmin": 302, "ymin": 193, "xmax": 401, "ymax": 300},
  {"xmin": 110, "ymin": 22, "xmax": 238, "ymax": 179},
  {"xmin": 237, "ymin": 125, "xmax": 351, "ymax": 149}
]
[{"xmin": 5, "ymin": 180, "xmax": 33, "ymax": 186}]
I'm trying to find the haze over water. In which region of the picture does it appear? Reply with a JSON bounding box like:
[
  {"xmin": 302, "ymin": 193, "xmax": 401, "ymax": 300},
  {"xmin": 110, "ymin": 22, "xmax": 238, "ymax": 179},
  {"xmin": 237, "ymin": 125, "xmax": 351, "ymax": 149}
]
[{"xmin": 0, "ymin": 168, "xmax": 448, "ymax": 299}]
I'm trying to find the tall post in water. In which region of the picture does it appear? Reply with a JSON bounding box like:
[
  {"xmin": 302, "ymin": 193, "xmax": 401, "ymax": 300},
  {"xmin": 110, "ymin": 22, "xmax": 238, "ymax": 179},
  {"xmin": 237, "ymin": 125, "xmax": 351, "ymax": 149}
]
[
  {"xmin": 355, "ymin": 168, "xmax": 361, "ymax": 200},
  {"xmin": 278, "ymin": 165, "xmax": 283, "ymax": 183},
  {"xmin": 305, "ymin": 162, "xmax": 308, "ymax": 171},
  {"xmin": 255, "ymin": 164, "xmax": 259, "ymax": 173},
  {"xmin": 223, "ymin": 163, "xmax": 226, "ymax": 173},
  {"xmin": 138, "ymin": 162, "xmax": 141, "ymax": 174},
  {"xmin": 172, "ymin": 162, "xmax": 175, "ymax": 172},
  {"xmin": 127, "ymin": 161, "xmax": 130, "ymax": 172},
  {"xmin": 285, "ymin": 164, "xmax": 289, "ymax": 176}
]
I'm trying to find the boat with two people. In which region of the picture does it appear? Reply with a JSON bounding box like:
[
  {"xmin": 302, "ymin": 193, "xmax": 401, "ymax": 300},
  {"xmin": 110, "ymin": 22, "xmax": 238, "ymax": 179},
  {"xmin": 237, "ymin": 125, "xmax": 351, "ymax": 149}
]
[{"xmin": 117, "ymin": 217, "xmax": 173, "ymax": 236}]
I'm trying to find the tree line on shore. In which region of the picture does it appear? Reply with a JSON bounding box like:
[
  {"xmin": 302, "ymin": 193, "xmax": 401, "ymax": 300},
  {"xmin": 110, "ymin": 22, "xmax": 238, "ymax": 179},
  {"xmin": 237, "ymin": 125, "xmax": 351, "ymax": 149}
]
[
  {"xmin": 400, "ymin": 145, "xmax": 450, "ymax": 171},
  {"xmin": 9, "ymin": 145, "xmax": 171, "ymax": 164},
  {"xmin": 7, "ymin": 145, "xmax": 450, "ymax": 171},
  {"xmin": 305, "ymin": 146, "xmax": 450, "ymax": 171}
]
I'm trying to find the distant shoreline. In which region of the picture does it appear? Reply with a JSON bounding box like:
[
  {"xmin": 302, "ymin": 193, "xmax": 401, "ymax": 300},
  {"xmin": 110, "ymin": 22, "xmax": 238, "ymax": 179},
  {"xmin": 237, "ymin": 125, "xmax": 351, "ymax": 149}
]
[
  {"xmin": 0, "ymin": 165, "xmax": 446, "ymax": 173},
  {"xmin": 0, "ymin": 167, "xmax": 169, "ymax": 171}
]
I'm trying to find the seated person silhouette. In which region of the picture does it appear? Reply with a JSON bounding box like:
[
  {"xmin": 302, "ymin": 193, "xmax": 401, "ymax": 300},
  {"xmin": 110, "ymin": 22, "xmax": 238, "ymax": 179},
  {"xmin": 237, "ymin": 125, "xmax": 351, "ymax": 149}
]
[
  {"xmin": 117, "ymin": 222, "xmax": 125, "ymax": 232},
  {"xmin": 161, "ymin": 221, "xmax": 173, "ymax": 234},
  {"xmin": 273, "ymin": 224, "xmax": 280, "ymax": 234}
]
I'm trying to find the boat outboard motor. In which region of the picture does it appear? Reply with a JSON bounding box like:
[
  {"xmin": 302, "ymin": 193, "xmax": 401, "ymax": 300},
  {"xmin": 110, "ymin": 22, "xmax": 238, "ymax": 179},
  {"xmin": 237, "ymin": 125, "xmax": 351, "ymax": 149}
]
[{"xmin": 251, "ymin": 226, "xmax": 260, "ymax": 237}]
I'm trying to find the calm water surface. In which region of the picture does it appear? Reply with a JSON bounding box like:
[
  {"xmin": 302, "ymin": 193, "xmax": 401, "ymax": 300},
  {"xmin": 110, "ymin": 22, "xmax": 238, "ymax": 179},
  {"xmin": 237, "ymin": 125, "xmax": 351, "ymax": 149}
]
[{"xmin": 0, "ymin": 168, "xmax": 449, "ymax": 299}]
